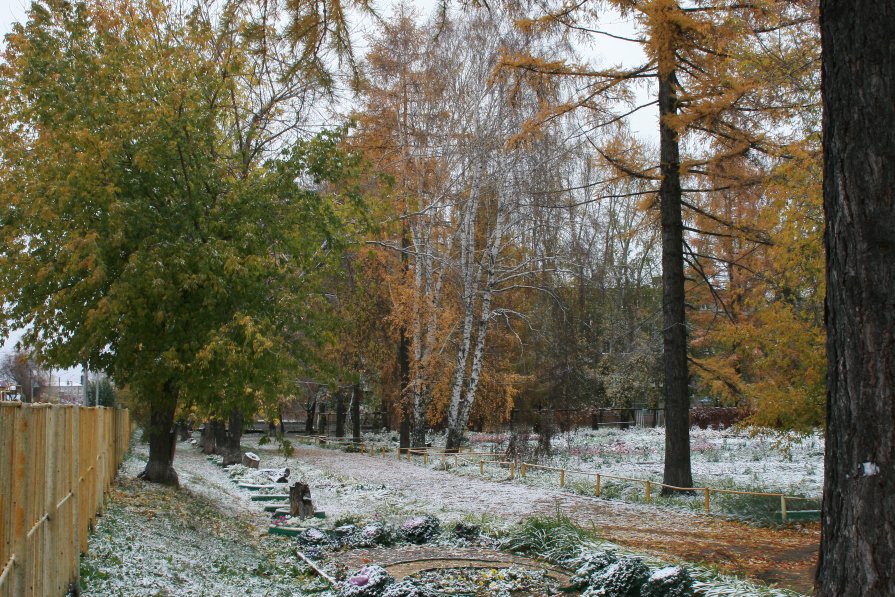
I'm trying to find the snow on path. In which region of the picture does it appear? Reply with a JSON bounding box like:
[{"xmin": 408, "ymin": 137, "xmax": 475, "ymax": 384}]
[{"xmin": 283, "ymin": 443, "xmax": 820, "ymax": 594}]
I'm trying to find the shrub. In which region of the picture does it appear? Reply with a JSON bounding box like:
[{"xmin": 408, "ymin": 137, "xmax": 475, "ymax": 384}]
[
  {"xmin": 570, "ymin": 550, "xmax": 619, "ymax": 589},
  {"xmin": 351, "ymin": 523, "xmax": 395, "ymax": 548},
  {"xmin": 399, "ymin": 515, "xmax": 441, "ymax": 544},
  {"xmin": 380, "ymin": 580, "xmax": 437, "ymax": 597},
  {"xmin": 640, "ymin": 566, "xmax": 694, "ymax": 597},
  {"xmin": 453, "ymin": 521, "xmax": 481, "ymax": 542},
  {"xmin": 339, "ymin": 565, "xmax": 394, "ymax": 597},
  {"xmin": 582, "ymin": 557, "xmax": 649, "ymax": 597},
  {"xmin": 502, "ymin": 514, "xmax": 599, "ymax": 565}
]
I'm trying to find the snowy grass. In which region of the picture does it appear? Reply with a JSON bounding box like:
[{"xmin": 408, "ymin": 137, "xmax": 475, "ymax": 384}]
[
  {"xmin": 79, "ymin": 449, "xmax": 332, "ymax": 596},
  {"xmin": 80, "ymin": 434, "xmax": 812, "ymax": 596},
  {"xmin": 352, "ymin": 426, "xmax": 823, "ymax": 524}
]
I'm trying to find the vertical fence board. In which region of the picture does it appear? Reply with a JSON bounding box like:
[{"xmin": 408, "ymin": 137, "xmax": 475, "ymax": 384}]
[{"xmin": 0, "ymin": 405, "xmax": 129, "ymax": 597}]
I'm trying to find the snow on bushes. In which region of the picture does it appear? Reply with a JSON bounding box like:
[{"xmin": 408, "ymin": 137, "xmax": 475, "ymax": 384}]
[
  {"xmin": 570, "ymin": 549, "xmax": 619, "ymax": 589},
  {"xmin": 339, "ymin": 565, "xmax": 395, "ymax": 597},
  {"xmin": 380, "ymin": 580, "xmax": 437, "ymax": 597},
  {"xmin": 399, "ymin": 515, "xmax": 441, "ymax": 544},
  {"xmin": 581, "ymin": 557, "xmax": 650, "ymax": 597},
  {"xmin": 640, "ymin": 566, "xmax": 695, "ymax": 597},
  {"xmin": 452, "ymin": 521, "xmax": 481, "ymax": 541}
]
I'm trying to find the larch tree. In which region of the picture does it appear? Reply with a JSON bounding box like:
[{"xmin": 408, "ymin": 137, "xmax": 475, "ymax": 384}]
[
  {"xmin": 0, "ymin": 0, "xmax": 363, "ymax": 483},
  {"xmin": 815, "ymin": 1, "xmax": 895, "ymax": 594},
  {"xmin": 502, "ymin": 0, "xmax": 817, "ymax": 489}
]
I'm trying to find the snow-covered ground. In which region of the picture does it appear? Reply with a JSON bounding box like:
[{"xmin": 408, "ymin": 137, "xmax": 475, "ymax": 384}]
[
  {"xmin": 363, "ymin": 426, "xmax": 824, "ymax": 498},
  {"xmin": 351, "ymin": 426, "xmax": 824, "ymax": 522},
  {"xmin": 80, "ymin": 432, "xmax": 817, "ymax": 596}
]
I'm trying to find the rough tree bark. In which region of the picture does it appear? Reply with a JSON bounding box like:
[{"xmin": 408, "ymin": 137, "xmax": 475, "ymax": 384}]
[
  {"xmin": 200, "ymin": 420, "xmax": 217, "ymax": 455},
  {"xmin": 222, "ymin": 408, "xmax": 244, "ymax": 466},
  {"xmin": 304, "ymin": 397, "xmax": 316, "ymax": 434},
  {"xmin": 213, "ymin": 419, "xmax": 228, "ymax": 456},
  {"xmin": 351, "ymin": 382, "xmax": 362, "ymax": 444},
  {"xmin": 657, "ymin": 33, "xmax": 693, "ymax": 494},
  {"xmin": 335, "ymin": 388, "xmax": 346, "ymax": 438},
  {"xmin": 815, "ymin": 3, "xmax": 895, "ymax": 595},
  {"xmin": 139, "ymin": 382, "xmax": 179, "ymax": 486}
]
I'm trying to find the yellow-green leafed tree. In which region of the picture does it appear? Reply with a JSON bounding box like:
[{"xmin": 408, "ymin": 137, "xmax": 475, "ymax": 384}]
[{"xmin": 0, "ymin": 0, "xmax": 365, "ymax": 484}]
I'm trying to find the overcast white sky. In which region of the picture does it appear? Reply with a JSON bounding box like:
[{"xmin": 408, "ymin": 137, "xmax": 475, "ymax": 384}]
[{"xmin": 0, "ymin": 0, "xmax": 655, "ymax": 385}]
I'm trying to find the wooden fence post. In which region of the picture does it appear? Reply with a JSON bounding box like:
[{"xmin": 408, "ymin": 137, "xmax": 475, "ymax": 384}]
[
  {"xmin": 559, "ymin": 468, "xmax": 565, "ymax": 488},
  {"xmin": 645, "ymin": 480, "xmax": 651, "ymax": 504},
  {"xmin": 704, "ymin": 488, "xmax": 710, "ymax": 514},
  {"xmin": 595, "ymin": 474, "xmax": 601, "ymax": 497}
]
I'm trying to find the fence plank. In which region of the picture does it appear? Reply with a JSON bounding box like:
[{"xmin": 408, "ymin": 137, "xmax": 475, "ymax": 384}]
[{"xmin": 0, "ymin": 405, "xmax": 130, "ymax": 597}]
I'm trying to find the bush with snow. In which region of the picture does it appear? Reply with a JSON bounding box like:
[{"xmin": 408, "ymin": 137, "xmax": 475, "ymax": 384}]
[
  {"xmin": 350, "ymin": 523, "xmax": 394, "ymax": 548},
  {"xmin": 380, "ymin": 580, "xmax": 437, "ymax": 597},
  {"xmin": 339, "ymin": 565, "xmax": 395, "ymax": 597},
  {"xmin": 640, "ymin": 566, "xmax": 694, "ymax": 597},
  {"xmin": 582, "ymin": 557, "xmax": 649, "ymax": 597},
  {"xmin": 294, "ymin": 526, "xmax": 333, "ymax": 549},
  {"xmin": 452, "ymin": 521, "xmax": 481, "ymax": 541},
  {"xmin": 570, "ymin": 549, "xmax": 619, "ymax": 589},
  {"xmin": 399, "ymin": 515, "xmax": 441, "ymax": 544}
]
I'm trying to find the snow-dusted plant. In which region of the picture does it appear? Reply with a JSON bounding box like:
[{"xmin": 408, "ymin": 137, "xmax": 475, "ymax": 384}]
[
  {"xmin": 452, "ymin": 521, "xmax": 481, "ymax": 542},
  {"xmin": 225, "ymin": 464, "xmax": 250, "ymax": 478},
  {"xmin": 270, "ymin": 515, "xmax": 305, "ymax": 528},
  {"xmin": 294, "ymin": 527, "xmax": 333, "ymax": 549},
  {"xmin": 339, "ymin": 565, "xmax": 394, "ymax": 597},
  {"xmin": 380, "ymin": 580, "xmax": 437, "ymax": 597},
  {"xmin": 350, "ymin": 523, "xmax": 393, "ymax": 548},
  {"xmin": 582, "ymin": 557, "xmax": 649, "ymax": 597},
  {"xmin": 640, "ymin": 566, "xmax": 694, "ymax": 597},
  {"xmin": 570, "ymin": 550, "xmax": 618, "ymax": 589},
  {"xmin": 399, "ymin": 515, "xmax": 440, "ymax": 544}
]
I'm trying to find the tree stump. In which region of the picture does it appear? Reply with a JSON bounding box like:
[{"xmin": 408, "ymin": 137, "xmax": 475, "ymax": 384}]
[
  {"xmin": 289, "ymin": 482, "xmax": 315, "ymax": 518},
  {"xmin": 241, "ymin": 452, "xmax": 260, "ymax": 468}
]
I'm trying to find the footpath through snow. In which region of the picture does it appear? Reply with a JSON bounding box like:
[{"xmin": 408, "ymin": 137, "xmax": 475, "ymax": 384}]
[{"xmin": 288, "ymin": 443, "xmax": 820, "ymax": 594}]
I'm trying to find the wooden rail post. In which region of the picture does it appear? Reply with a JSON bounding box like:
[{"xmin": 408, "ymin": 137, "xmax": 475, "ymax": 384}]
[
  {"xmin": 780, "ymin": 495, "xmax": 787, "ymax": 523},
  {"xmin": 510, "ymin": 462, "xmax": 515, "ymax": 479},
  {"xmin": 521, "ymin": 463, "xmax": 526, "ymax": 478},
  {"xmin": 704, "ymin": 488, "xmax": 710, "ymax": 513},
  {"xmin": 595, "ymin": 474, "xmax": 601, "ymax": 497},
  {"xmin": 645, "ymin": 480, "xmax": 651, "ymax": 504},
  {"xmin": 479, "ymin": 460, "xmax": 484, "ymax": 475},
  {"xmin": 560, "ymin": 468, "xmax": 565, "ymax": 488}
]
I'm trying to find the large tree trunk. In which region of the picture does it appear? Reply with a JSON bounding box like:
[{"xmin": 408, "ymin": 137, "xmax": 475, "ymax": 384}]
[
  {"xmin": 213, "ymin": 419, "xmax": 228, "ymax": 455},
  {"xmin": 657, "ymin": 37, "xmax": 693, "ymax": 494},
  {"xmin": 305, "ymin": 398, "xmax": 316, "ymax": 434},
  {"xmin": 351, "ymin": 382, "xmax": 362, "ymax": 444},
  {"xmin": 815, "ymin": 3, "xmax": 895, "ymax": 594},
  {"xmin": 222, "ymin": 408, "xmax": 244, "ymax": 466},
  {"xmin": 140, "ymin": 383, "xmax": 179, "ymax": 486},
  {"xmin": 200, "ymin": 420, "xmax": 216, "ymax": 454},
  {"xmin": 335, "ymin": 388, "xmax": 346, "ymax": 438}
]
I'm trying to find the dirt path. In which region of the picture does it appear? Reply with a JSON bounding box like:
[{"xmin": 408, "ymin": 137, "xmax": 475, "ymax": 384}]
[{"xmin": 290, "ymin": 444, "xmax": 819, "ymax": 594}]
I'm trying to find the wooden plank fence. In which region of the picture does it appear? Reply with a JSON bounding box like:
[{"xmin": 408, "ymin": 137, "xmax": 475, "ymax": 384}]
[{"xmin": 0, "ymin": 403, "xmax": 130, "ymax": 597}]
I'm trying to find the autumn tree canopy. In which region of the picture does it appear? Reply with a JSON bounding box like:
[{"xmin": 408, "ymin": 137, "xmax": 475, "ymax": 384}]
[{"xmin": 0, "ymin": 0, "xmax": 365, "ymax": 484}]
